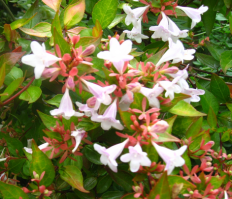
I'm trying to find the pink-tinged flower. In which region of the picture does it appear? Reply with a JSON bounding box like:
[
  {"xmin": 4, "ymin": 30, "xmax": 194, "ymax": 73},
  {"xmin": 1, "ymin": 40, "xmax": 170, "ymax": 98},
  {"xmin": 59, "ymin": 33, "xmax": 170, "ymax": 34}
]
[
  {"xmin": 158, "ymin": 79, "xmax": 182, "ymax": 100},
  {"xmin": 82, "ymin": 79, "xmax": 117, "ymax": 110},
  {"xmin": 50, "ymin": 88, "xmax": 84, "ymax": 119},
  {"xmin": 139, "ymin": 84, "xmax": 164, "ymax": 108},
  {"xmin": 149, "ymin": 120, "xmax": 169, "ymax": 138},
  {"xmin": 182, "ymin": 87, "xmax": 205, "ymax": 103},
  {"xmin": 0, "ymin": 172, "xmax": 7, "ymax": 181},
  {"xmin": 156, "ymin": 38, "xmax": 196, "ymax": 66},
  {"xmin": 225, "ymin": 191, "xmax": 228, "ymax": 199},
  {"xmin": 169, "ymin": 68, "xmax": 189, "ymax": 90},
  {"xmin": 97, "ymin": 38, "xmax": 133, "ymax": 74},
  {"xmin": 24, "ymin": 142, "xmax": 49, "ymax": 154},
  {"xmin": 120, "ymin": 143, "xmax": 151, "ymax": 172},
  {"xmin": 76, "ymin": 101, "xmax": 96, "ymax": 117},
  {"xmin": 119, "ymin": 91, "xmax": 134, "ymax": 111},
  {"xmin": 124, "ymin": 18, "xmax": 149, "ymax": 43},
  {"xmin": 149, "ymin": 12, "xmax": 188, "ymax": 42},
  {"xmin": 123, "ymin": 5, "xmax": 149, "ymax": 27},
  {"xmin": 22, "ymin": 41, "xmax": 61, "ymax": 79},
  {"xmin": 152, "ymin": 142, "xmax": 187, "ymax": 175},
  {"xmin": 71, "ymin": 128, "xmax": 86, "ymax": 153},
  {"xmin": 176, "ymin": 5, "xmax": 208, "ymax": 29},
  {"xmin": 94, "ymin": 139, "xmax": 129, "ymax": 172},
  {"xmin": 91, "ymin": 99, "xmax": 124, "ymax": 130}
]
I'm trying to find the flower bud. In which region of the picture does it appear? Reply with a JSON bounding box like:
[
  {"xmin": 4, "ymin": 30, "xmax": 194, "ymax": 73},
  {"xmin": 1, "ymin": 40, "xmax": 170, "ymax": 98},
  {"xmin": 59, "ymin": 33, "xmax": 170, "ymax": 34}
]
[
  {"xmin": 44, "ymin": 189, "xmax": 49, "ymax": 194},
  {"xmin": 81, "ymin": 45, "xmax": 95, "ymax": 57},
  {"xmin": 228, "ymin": 154, "xmax": 231, "ymax": 158},
  {"xmin": 42, "ymin": 68, "xmax": 60, "ymax": 79},
  {"xmin": 133, "ymin": 186, "xmax": 141, "ymax": 192},
  {"xmin": 189, "ymin": 191, "xmax": 193, "ymax": 194},
  {"xmin": 66, "ymin": 76, "xmax": 75, "ymax": 90},
  {"xmin": 126, "ymin": 82, "xmax": 142, "ymax": 93},
  {"xmin": 150, "ymin": 120, "xmax": 169, "ymax": 134},
  {"xmin": 87, "ymin": 97, "xmax": 97, "ymax": 108},
  {"xmin": 160, "ymin": 66, "xmax": 179, "ymax": 74}
]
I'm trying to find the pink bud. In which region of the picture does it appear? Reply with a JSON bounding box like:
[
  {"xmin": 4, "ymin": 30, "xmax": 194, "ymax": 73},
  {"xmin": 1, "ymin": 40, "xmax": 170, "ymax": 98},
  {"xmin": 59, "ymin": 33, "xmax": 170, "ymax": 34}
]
[
  {"xmin": 66, "ymin": 76, "xmax": 75, "ymax": 90},
  {"xmin": 81, "ymin": 45, "xmax": 95, "ymax": 57},
  {"xmin": 150, "ymin": 120, "xmax": 169, "ymax": 134},
  {"xmin": 39, "ymin": 185, "xmax": 46, "ymax": 193},
  {"xmin": 201, "ymin": 141, "xmax": 214, "ymax": 150},
  {"xmin": 161, "ymin": 66, "xmax": 179, "ymax": 74},
  {"xmin": 87, "ymin": 97, "xmax": 97, "ymax": 108},
  {"xmin": 42, "ymin": 68, "xmax": 60, "ymax": 79},
  {"xmin": 62, "ymin": 53, "xmax": 72, "ymax": 62},
  {"xmin": 126, "ymin": 82, "xmax": 142, "ymax": 93},
  {"xmin": 72, "ymin": 35, "xmax": 80, "ymax": 46}
]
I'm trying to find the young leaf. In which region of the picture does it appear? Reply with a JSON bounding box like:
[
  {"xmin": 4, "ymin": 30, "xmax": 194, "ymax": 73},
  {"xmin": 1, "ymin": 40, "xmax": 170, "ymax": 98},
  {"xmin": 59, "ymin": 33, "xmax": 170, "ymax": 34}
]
[
  {"xmin": 220, "ymin": 50, "xmax": 232, "ymax": 74},
  {"xmin": 64, "ymin": 0, "xmax": 85, "ymax": 29},
  {"xmin": 210, "ymin": 74, "xmax": 230, "ymax": 103},
  {"xmin": 92, "ymin": 0, "xmax": 118, "ymax": 29},
  {"xmin": 42, "ymin": 0, "xmax": 62, "ymax": 12},
  {"xmin": 207, "ymin": 107, "xmax": 217, "ymax": 128},
  {"xmin": 20, "ymin": 22, "xmax": 52, "ymax": 37},
  {"xmin": 19, "ymin": 85, "xmax": 42, "ymax": 103},
  {"xmin": 54, "ymin": 28, "xmax": 71, "ymax": 56},
  {"xmin": 60, "ymin": 165, "xmax": 89, "ymax": 193},
  {"xmin": 30, "ymin": 140, "xmax": 55, "ymax": 186},
  {"xmin": 10, "ymin": 14, "xmax": 37, "ymax": 30},
  {"xmin": 169, "ymin": 101, "xmax": 206, "ymax": 117},
  {"xmin": 0, "ymin": 181, "xmax": 29, "ymax": 199}
]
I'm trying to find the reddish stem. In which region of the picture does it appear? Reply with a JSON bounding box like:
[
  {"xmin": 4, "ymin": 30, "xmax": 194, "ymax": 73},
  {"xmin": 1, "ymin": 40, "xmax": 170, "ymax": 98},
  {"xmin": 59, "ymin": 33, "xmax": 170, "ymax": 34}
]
[{"xmin": 0, "ymin": 76, "xmax": 35, "ymax": 107}]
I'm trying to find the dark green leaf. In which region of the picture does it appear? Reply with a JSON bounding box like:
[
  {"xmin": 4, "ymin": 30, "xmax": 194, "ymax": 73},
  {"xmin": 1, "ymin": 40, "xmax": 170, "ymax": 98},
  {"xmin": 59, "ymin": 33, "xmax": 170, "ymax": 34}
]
[
  {"xmin": 84, "ymin": 177, "xmax": 97, "ymax": 190},
  {"xmin": 96, "ymin": 175, "xmax": 112, "ymax": 193}
]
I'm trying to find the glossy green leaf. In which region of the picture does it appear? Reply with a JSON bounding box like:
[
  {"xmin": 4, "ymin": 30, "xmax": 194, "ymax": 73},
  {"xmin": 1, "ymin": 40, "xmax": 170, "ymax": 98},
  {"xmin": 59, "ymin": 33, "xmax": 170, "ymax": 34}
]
[
  {"xmin": 83, "ymin": 145, "xmax": 102, "ymax": 165},
  {"xmin": 108, "ymin": 14, "xmax": 126, "ymax": 29},
  {"xmin": 37, "ymin": 110, "xmax": 61, "ymax": 130},
  {"xmin": 84, "ymin": 177, "xmax": 97, "ymax": 190},
  {"xmin": 0, "ymin": 52, "xmax": 25, "ymax": 75},
  {"xmin": 30, "ymin": 140, "xmax": 55, "ymax": 186},
  {"xmin": 20, "ymin": 22, "xmax": 52, "ymax": 37},
  {"xmin": 64, "ymin": 0, "xmax": 85, "ymax": 29},
  {"xmin": 207, "ymin": 107, "xmax": 217, "ymax": 128},
  {"xmin": 86, "ymin": 0, "xmax": 98, "ymax": 14},
  {"xmin": 10, "ymin": 14, "xmax": 36, "ymax": 30},
  {"xmin": 205, "ymin": 41, "xmax": 224, "ymax": 61},
  {"xmin": 185, "ymin": 117, "xmax": 202, "ymax": 138},
  {"xmin": 92, "ymin": 0, "xmax": 118, "ymax": 29},
  {"xmin": 196, "ymin": 53, "xmax": 220, "ymax": 69},
  {"xmin": 1, "ymin": 77, "xmax": 24, "ymax": 101},
  {"xmin": 60, "ymin": 165, "xmax": 89, "ymax": 193},
  {"xmin": 148, "ymin": 172, "xmax": 171, "ymax": 199},
  {"xmin": 156, "ymin": 132, "xmax": 180, "ymax": 142},
  {"xmin": 119, "ymin": 110, "xmax": 133, "ymax": 131},
  {"xmin": 54, "ymin": 27, "xmax": 71, "ymax": 56},
  {"xmin": 4, "ymin": 66, "xmax": 23, "ymax": 86},
  {"xmin": 19, "ymin": 85, "xmax": 42, "ymax": 103},
  {"xmin": 202, "ymin": 0, "xmax": 217, "ymax": 35},
  {"xmin": 8, "ymin": 159, "xmax": 26, "ymax": 174},
  {"xmin": 52, "ymin": 11, "xmax": 62, "ymax": 37},
  {"xmin": 210, "ymin": 74, "xmax": 230, "ymax": 103},
  {"xmin": 210, "ymin": 176, "xmax": 226, "ymax": 189},
  {"xmin": 0, "ymin": 181, "xmax": 29, "ymax": 199},
  {"xmin": 96, "ymin": 175, "xmax": 112, "ymax": 193},
  {"xmin": 42, "ymin": 0, "xmax": 62, "ymax": 11},
  {"xmin": 143, "ymin": 141, "xmax": 159, "ymax": 162},
  {"xmin": 45, "ymin": 94, "xmax": 62, "ymax": 107},
  {"xmin": 169, "ymin": 101, "xmax": 206, "ymax": 117},
  {"xmin": 101, "ymin": 191, "xmax": 124, "ymax": 199},
  {"xmin": 165, "ymin": 115, "xmax": 177, "ymax": 134},
  {"xmin": 220, "ymin": 50, "xmax": 232, "ymax": 74}
]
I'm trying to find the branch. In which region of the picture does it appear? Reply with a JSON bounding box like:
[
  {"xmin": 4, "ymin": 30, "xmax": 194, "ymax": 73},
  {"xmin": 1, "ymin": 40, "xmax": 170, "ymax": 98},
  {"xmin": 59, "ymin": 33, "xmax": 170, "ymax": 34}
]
[
  {"xmin": 0, "ymin": 77, "xmax": 35, "ymax": 107},
  {"xmin": 189, "ymin": 74, "xmax": 232, "ymax": 85},
  {"xmin": 0, "ymin": 0, "xmax": 15, "ymax": 22}
]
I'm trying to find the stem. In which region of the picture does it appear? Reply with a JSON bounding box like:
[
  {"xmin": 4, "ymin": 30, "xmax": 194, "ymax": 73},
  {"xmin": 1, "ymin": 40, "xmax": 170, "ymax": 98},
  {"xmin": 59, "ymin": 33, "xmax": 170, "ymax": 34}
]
[
  {"xmin": 189, "ymin": 74, "xmax": 232, "ymax": 85},
  {"xmin": 193, "ymin": 25, "xmax": 229, "ymax": 37},
  {"xmin": 0, "ymin": 0, "xmax": 15, "ymax": 22},
  {"xmin": 0, "ymin": 77, "xmax": 35, "ymax": 107}
]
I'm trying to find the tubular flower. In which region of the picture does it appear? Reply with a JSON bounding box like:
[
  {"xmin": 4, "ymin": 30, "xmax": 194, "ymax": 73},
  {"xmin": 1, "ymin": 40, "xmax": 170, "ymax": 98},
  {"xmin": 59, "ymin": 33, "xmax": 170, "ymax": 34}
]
[
  {"xmin": 71, "ymin": 128, "xmax": 86, "ymax": 153},
  {"xmin": 94, "ymin": 139, "xmax": 129, "ymax": 172},
  {"xmin": 22, "ymin": 41, "xmax": 61, "ymax": 79},
  {"xmin": 152, "ymin": 142, "xmax": 187, "ymax": 175},
  {"xmin": 120, "ymin": 143, "xmax": 151, "ymax": 172},
  {"xmin": 50, "ymin": 88, "xmax": 84, "ymax": 119}
]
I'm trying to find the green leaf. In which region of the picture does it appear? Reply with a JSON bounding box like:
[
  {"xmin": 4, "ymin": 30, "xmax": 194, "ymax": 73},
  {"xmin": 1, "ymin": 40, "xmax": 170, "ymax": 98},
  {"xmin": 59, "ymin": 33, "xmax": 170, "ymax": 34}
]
[
  {"xmin": 148, "ymin": 172, "xmax": 171, "ymax": 199},
  {"xmin": 0, "ymin": 64, "xmax": 5, "ymax": 88},
  {"xmin": 165, "ymin": 115, "xmax": 177, "ymax": 134},
  {"xmin": 8, "ymin": 159, "xmax": 26, "ymax": 174},
  {"xmin": 1, "ymin": 77, "xmax": 24, "ymax": 102},
  {"xmin": 229, "ymin": 16, "xmax": 232, "ymax": 34},
  {"xmin": 107, "ymin": 169, "xmax": 133, "ymax": 192},
  {"xmin": 96, "ymin": 175, "xmax": 112, "ymax": 193},
  {"xmin": 108, "ymin": 14, "xmax": 126, "ymax": 29},
  {"xmin": 20, "ymin": 22, "xmax": 52, "ymax": 37},
  {"xmin": 202, "ymin": 0, "xmax": 217, "ymax": 35},
  {"xmin": 121, "ymin": 193, "xmax": 137, "ymax": 199},
  {"xmin": 220, "ymin": 50, "xmax": 232, "ymax": 74},
  {"xmin": 209, "ymin": 175, "xmax": 226, "ymax": 189},
  {"xmin": 156, "ymin": 132, "xmax": 180, "ymax": 142},
  {"xmin": 42, "ymin": 0, "xmax": 62, "ymax": 11},
  {"xmin": 10, "ymin": 14, "xmax": 36, "ymax": 30},
  {"xmin": 19, "ymin": 85, "xmax": 42, "ymax": 103},
  {"xmin": 101, "ymin": 191, "xmax": 124, "ymax": 199},
  {"xmin": 45, "ymin": 94, "xmax": 62, "ymax": 107},
  {"xmin": 84, "ymin": 177, "xmax": 97, "ymax": 190},
  {"xmin": 185, "ymin": 117, "xmax": 203, "ymax": 138},
  {"xmin": 119, "ymin": 110, "xmax": 133, "ymax": 131},
  {"xmin": 86, "ymin": 0, "xmax": 98, "ymax": 14},
  {"xmin": 210, "ymin": 74, "xmax": 230, "ymax": 103},
  {"xmin": 54, "ymin": 27, "xmax": 71, "ymax": 56},
  {"xmin": 77, "ymin": 118, "xmax": 100, "ymax": 131},
  {"xmin": 143, "ymin": 141, "xmax": 159, "ymax": 162},
  {"xmin": 37, "ymin": 110, "xmax": 61, "ymax": 130},
  {"xmin": 4, "ymin": 67, "xmax": 23, "ymax": 86},
  {"xmin": 92, "ymin": 0, "xmax": 118, "ymax": 29},
  {"xmin": 196, "ymin": 53, "xmax": 220, "ymax": 69},
  {"xmin": 169, "ymin": 101, "xmax": 206, "ymax": 117},
  {"xmin": 60, "ymin": 165, "xmax": 89, "ymax": 193},
  {"xmin": 168, "ymin": 175, "xmax": 196, "ymax": 194},
  {"xmin": 64, "ymin": 0, "xmax": 85, "ymax": 29},
  {"xmin": 30, "ymin": 140, "xmax": 55, "ymax": 186},
  {"xmin": 207, "ymin": 107, "xmax": 217, "ymax": 128},
  {"xmin": 0, "ymin": 181, "xmax": 29, "ymax": 199},
  {"xmin": 83, "ymin": 145, "xmax": 102, "ymax": 165},
  {"xmin": 205, "ymin": 41, "xmax": 224, "ymax": 61},
  {"xmin": 52, "ymin": 11, "xmax": 63, "ymax": 37},
  {"xmin": 145, "ymin": 48, "xmax": 167, "ymax": 65},
  {"xmin": 196, "ymin": 81, "xmax": 219, "ymax": 114},
  {"xmin": 0, "ymin": 52, "xmax": 25, "ymax": 75}
]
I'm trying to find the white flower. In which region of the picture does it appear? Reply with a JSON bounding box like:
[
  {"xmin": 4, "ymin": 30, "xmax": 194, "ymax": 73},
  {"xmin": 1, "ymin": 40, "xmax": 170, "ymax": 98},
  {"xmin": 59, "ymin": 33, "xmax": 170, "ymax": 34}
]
[
  {"xmin": 0, "ymin": 149, "xmax": 6, "ymax": 162},
  {"xmin": 168, "ymin": 68, "xmax": 189, "ymax": 90},
  {"xmin": 24, "ymin": 142, "xmax": 49, "ymax": 154},
  {"xmin": 156, "ymin": 38, "xmax": 196, "ymax": 66},
  {"xmin": 22, "ymin": 41, "xmax": 61, "ymax": 79},
  {"xmin": 76, "ymin": 102, "xmax": 96, "ymax": 117},
  {"xmin": 71, "ymin": 128, "xmax": 86, "ymax": 153},
  {"xmin": 158, "ymin": 79, "xmax": 182, "ymax": 100},
  {"xmin": 152, "ymin": 142, "xmax": 187, "ymax": 175},
  {"xmin": 123, "ymin": 5, "xmax": 149, "ymax": 27},
  {"xmin": 119, "ymin": 91, "xmax": 134, "ymax": 111},
  {"xmin": 94, "ymin": 139, "xmax": 129, "ymax": 172},
  {"xmin": 91, "ymin": 99, "xmax": 124, "ymax": 131},
  {"xmin": 97, "ymin": 38, "xmax": 133, "ymax": 74},
  {"xmin": 176, "ymin": 5, "xmax": 208, "ymax": 29},
  {"xmin": 120, "ymin": 143, "xmax": 151, "ymax": 172},
  {"xmin": 149, "ymin": 12, "xmax": 188, "ymax": 42},
  {"xmin": 82, "ymin": 79, "xmax": 117, "ymax": 110},
  {"xmin": 50, "ymin": 88, "xmax": 84, "ymax": 119},
  {"xmin": 124, "ymin": 18, "xmax": 149, "ymax": 43},
  {"xmin": 139, "ymin": 84, "xmax": 164, "ymax": 108},
  {"xmin": 182, "ymin": 87, "xmax": 205, "ymax": 103},
  {"xmin": 224, "ymin": 191, "xmax": 228, "ymax": 199}
]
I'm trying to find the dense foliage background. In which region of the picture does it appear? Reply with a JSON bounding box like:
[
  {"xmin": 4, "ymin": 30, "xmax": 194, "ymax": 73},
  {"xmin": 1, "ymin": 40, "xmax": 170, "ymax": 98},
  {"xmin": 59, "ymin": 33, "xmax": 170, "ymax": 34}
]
[{"xmin": 0, "ymin": 0, "xmax": 232, "ymax": 198}]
